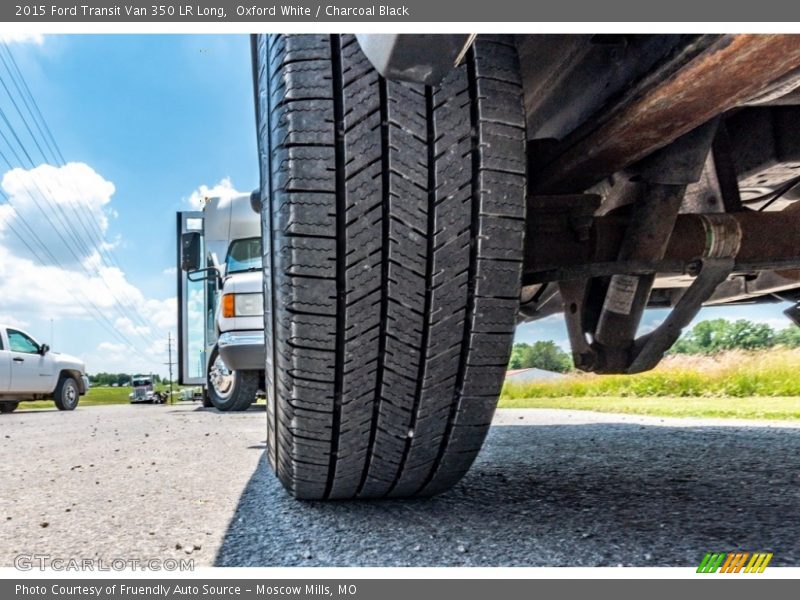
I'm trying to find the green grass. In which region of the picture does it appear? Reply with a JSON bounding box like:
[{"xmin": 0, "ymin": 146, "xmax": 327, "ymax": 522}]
[
  {"xmin": 500, "ymin": 349, "xmax": 800, "ymax": 420},
  {"xmin": 498, "ymin": 395, "xmax": 800, "ymax": 420},
  {"xmin": 18, "ymin": 385, "xmax": 176, "ymax": 410},
  {"xmin": 503, "ymin": 349, "xmax": 800, "ymax": 398},
  {"xmin": 16, "ymin": 385, "xmax": 267, "ymax": 410}
]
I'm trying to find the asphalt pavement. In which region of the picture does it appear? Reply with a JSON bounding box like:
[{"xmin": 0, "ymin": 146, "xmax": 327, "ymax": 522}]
[{"xmin": 1, "ymin": 403, "xmax": 798, "ymax": 567}]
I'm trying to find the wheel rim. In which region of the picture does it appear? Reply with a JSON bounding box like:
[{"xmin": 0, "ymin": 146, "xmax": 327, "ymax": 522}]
[
  {"xmin": 65, "ymin": 382, "xmax": 77, "ymax": 407},
  {"xmin": 209, "ymin": 355, "xmax": 234, "ymax": 399}
]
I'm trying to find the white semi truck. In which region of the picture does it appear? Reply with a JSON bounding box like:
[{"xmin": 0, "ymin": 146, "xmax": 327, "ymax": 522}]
[{"xmin": 176, "ymin": 192, "xmax": 264, "ymax": 411}]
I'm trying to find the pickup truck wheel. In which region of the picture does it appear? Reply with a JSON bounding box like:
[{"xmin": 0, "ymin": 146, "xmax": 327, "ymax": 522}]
[
  {"xmin": 0, "ymin": 402, "xmax": 19, "ymax": 414},
  {"xmin": 255, "ymin": 34, "xmax": 526, "ymax": 499},
  {"xmin": 206, "ymin": 345, "xmax": 258, "ymax": 411},
  {"xmin": 53, "ymin": 376, "xmax": 79, "ymax": 411}
]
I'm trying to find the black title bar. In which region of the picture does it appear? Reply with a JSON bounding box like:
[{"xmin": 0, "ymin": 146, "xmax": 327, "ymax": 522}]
[{"xmin": 4, "ymin": 0, "xmax": 800, "ymax": 22}]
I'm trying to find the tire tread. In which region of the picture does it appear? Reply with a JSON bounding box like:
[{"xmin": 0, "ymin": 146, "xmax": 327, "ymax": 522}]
[{"xmin": 258, "ymin": 34, "xmax": 525, "ymax": 499}]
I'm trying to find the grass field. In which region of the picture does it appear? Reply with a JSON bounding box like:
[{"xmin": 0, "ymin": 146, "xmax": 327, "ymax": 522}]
[
  {"xmin": 14, "ymin": 385, "xmax": 269, "ymax": 411},
  {"xmin": 12, "ymin": 350, "xmax": 799, "ymax": 419},
  {"xmin": 17, "ymin": 385, "xmax": 176, "ymax": 410},
  {"xmin": 500, "ymin": 349, "xmax": 800, "ymax": 419}
]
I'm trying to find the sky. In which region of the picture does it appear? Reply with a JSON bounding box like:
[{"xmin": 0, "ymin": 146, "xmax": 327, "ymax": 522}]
[
  {"xmin": 0, "ymin": 33, "xmax": 795, "ymax": 377},
  {"xmin": 0, "ymin": 34, "xmax": 258, "ymax": 376}
]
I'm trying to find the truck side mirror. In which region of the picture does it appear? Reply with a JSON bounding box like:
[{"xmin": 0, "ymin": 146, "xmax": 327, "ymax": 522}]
[
  {"xmin": 181, "ymin": 232, "xmax": 202, "ymax": 272},
  {"xmin": 39, "ymin": 344, "xmax": 49, "ymax": 355}
]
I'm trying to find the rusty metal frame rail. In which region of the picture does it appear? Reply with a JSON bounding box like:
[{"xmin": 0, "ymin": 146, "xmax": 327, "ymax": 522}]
[
  {"xmin": 525, "ymin": 209, "xmax": 800, "ymax": 284},
  {"xmin": 532, "ymin": 35, "xmax": 800, "ymax": 194}
]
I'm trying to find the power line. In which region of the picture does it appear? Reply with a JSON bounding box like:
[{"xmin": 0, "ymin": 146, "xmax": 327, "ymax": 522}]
[
  {"xmin": 0, "ymin": 108, "xmax": 155, "ymax": 355},
  {"xmin": 0, "ymin": 42, "xmax": 175, "ymax": 367},
  {"xmin": 1, "ymin": 42, "xmax": 64, "ymax": 163},
  {"xmin": 0, "ymin": 107, "xmax": 158, "ymax": 339},
  {"xmin": 0, "ymin": 191, "xmax": 155, "ymax": 362},
  {"xmin": 0, "ymin": 52, "xmax": 166, "ymax": 341},
  {"xmin": 0, "ymin": 44, "xmax": 59, "ymax": 163},
  {"xmin": 0, "ymin": 188, "xmax": 148, "ymax": 353},
  {"xmin": 0, "ymin": 42, "xmax": 167, "ymax": 338},
  {"xmin": 0, "ymin": 138, "xmax": 158, "ymax": 351}
]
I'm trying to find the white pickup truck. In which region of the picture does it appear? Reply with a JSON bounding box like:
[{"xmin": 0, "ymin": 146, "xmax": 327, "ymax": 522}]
[{"xmin": 0, "ymin": 325, "xmax": 89, "ymax": 414}]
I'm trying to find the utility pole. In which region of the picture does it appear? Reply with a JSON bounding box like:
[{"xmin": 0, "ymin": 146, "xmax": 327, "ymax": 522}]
[{"xmin": 163, "ymin": 331, "xmax": 175, "ymax": 404}]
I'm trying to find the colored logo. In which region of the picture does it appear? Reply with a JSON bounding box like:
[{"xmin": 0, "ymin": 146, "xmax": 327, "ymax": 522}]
[{"xmin": 697, "ymin": 552, "xmax": 773, "ymax": 573}]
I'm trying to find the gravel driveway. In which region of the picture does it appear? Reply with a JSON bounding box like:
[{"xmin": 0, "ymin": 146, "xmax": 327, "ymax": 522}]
[{"xmin": 1, "ymin": 403, "xmax": 797, "ymax": 567}]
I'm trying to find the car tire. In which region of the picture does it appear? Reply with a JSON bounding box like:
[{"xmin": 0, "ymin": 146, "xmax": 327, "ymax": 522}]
[
  {"xmin": 255, "ymin": 34, "xmax": 526, "ymax": 499},
  {"xmin": 53, "ymin": 376, "xmax": 80, "ymax": 411},
  {"xmin": 0, "ymin": 401, "xmax": 19, "ymax": 414},
  {"xmin": 206, "ymin": 345, "xmax": 258, "ymax": 411}
]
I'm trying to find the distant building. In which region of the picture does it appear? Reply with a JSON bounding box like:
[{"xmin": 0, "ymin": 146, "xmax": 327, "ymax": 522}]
[{"xmin": 505, "ymin": 368, "xmax": 566, "ymax": 383}]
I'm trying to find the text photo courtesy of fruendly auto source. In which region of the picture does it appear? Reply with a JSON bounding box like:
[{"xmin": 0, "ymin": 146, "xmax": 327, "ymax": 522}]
[{"xmin": 1, "ymin": 33, "xmax": 798, "ymax": 569}]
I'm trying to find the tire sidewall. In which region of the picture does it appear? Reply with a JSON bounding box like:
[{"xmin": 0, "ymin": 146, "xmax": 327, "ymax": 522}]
[
  {"xmin": 56, "ymin": 377, "xmax": 79, "ymax": 411},
  {"xmin": 0, "ymin": 402, "xmax": 19, "ymax": 414}
]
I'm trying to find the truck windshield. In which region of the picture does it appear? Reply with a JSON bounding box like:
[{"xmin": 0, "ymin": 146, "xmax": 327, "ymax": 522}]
[{"xmin": 225, "ymin": 238, "xmax": 262, "ymax": 274}]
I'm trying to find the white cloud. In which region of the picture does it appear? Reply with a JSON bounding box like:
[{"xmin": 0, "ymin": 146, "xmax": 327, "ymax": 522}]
[
  {"xmin": 536, "ymin": 313, "xmax": 563, "ymax": 324},
  {"xmin": 186, "ymin": 176, "xmax": 238, "ymax": 209},
  {"xmin": 0, "ymin": 162, "xmax": 177, "ymax": 374},
  {"xmin": 114, "ymin": 316, "xmax": 150, "ymax": 337},
  {"xmin": 0, "ymin": 33, "xmax": 44, "ymax": 45},
  {"xmin": 98, "ymin": 341, "xmax": 128, "ymax": 354},
  {"xmin": 637, "ymin": 319, "xmax": 664, "ymax": 336},
  {"xmin": 0, "ymin": 162, "xmax": 115, "ymax": 267},
  {"xmin": 85, "ymin": 332, "xmax": 179, "ymax": 376},
  {"xmin": 143, "ymin": 297, "xmax": 177, "ymax": 333},
  {"xmin": 0, "ymin": 313, "xmax": 30, "ymax": 329},
  {"xmin": 162, "ymin": 266, "xmax": 177, "ymax": 276},
  {"xmin": 84, "ymin": 344, "xmax": 148, "ymax": 375}
]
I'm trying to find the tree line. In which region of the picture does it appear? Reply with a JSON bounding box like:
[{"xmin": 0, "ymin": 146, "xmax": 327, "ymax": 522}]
[
  {"xmin": 509, "ymin": 341, "xmax": 573, "ymax": 373},
  {"xmin": 671, "ymin": 318, "xmax": 800, "ymax": 354},
  {"xmin": 509, "ymin": 319, "xmax": 800, "ymax": 372}
]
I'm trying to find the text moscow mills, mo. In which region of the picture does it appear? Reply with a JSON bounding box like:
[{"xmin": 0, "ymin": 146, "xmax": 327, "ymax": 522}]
[
  {"xmin": 16, "ymin": 584, "xmax": 360, "ymax": 597},
  {"xmin": 15, "ymin": 4, "xmax": 412, "ymax": 18}
]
